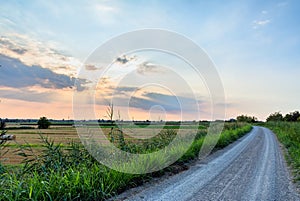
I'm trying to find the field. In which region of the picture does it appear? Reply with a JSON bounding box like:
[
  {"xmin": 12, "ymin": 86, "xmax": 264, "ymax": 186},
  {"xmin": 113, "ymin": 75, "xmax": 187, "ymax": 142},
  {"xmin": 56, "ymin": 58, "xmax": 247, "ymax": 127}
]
[
  {"xmin": 0, "ymin": 122, "xmax": 252, "ymax": 200},
  {"xmin": 1, "ymin": 125, "xmax": 79, "ymax": 164},
  {"xmin": 1, "ymin": 123, "xmax": 205, "ymax": 164}
]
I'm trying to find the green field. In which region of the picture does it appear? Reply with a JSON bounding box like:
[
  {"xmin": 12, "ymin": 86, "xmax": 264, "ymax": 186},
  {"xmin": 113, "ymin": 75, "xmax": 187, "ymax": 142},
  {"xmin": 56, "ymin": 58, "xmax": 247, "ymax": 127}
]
[{"xmin": 0, "ymin": 122, "xmax": 252, "ymax": 200}]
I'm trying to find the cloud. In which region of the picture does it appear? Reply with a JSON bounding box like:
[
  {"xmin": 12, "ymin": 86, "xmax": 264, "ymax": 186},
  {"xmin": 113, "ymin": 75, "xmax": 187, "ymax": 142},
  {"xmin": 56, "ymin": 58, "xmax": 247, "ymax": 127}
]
[
  {"xmin": 85, "ymin": 64, "xmax": 99, "ymax": 71},
  {"xmin": 261, "ymin": 10, "xmax": 268, "ymax": 15},
  {"xmin": 109, "ymin": 91, "xmax": 202, "ymax": 113},
  {"xmin": 114, "ymin": 86, "xmax": 138, "ymax": 93},
  {"xmin": 92, "ymin": 2, "xmax": 120, "ymax": 25},
  {"xmin": 143, "ymin": 92, "xmax": 201, "ymax": 111},
  {"xmin": 129, "ymin": 94, "xmax": 179, "ymax": 112},
  {"xmin": 277, "ymin": 2, "xmax": 288, "ymax": 7},
  {"xmin": 94, "ymin": 4, "xmax": 116, "ymax": 12},
  {"xmin": 94, "ymin": 81, "xmax": 203, "ymax": 113},
  {"xmin": 0, "ymin": 54, "xmax": 88, "ymax": 91},
  {"xmin": 0, "ymin": 34, "xmax": 81, "ymax": 76},
  {"xmin": 254, "ymin": 20, "xmax": 270, "ymax": 26},
  {"xmin": 0, "ymin": 36, "xmax": 27, "ymax": 55},
  {"xmin": 0, "ymin": 88, "xmax": 54, "ymax": 103},
  {"xmin": 115, "ymin": 55, "xmax": 136, "ymax": 65},
  {"xmin": 137, "ymin": 62, "xmax": 166, "ymax": 75},
  {"xmin": 252, "ymin": 19, "xmax": 271, "ymax": 29}
]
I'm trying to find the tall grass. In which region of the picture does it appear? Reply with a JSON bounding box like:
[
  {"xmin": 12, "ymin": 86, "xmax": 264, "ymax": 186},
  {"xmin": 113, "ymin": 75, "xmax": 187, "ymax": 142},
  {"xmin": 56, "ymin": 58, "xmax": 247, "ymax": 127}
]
[
  {"xmin": 0, "ymin": 123, "xmax": 252, "ymax": 200},
  {"xmin": 266, "ymin": 122, "xmax": 300, "ymax": 181}
]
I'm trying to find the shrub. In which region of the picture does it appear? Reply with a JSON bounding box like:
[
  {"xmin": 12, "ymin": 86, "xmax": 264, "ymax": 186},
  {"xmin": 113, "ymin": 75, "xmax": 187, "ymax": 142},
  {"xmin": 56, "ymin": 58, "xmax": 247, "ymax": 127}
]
[
  {"xmin": 37, "ymin": 117, "xmax": 51, "ymax": 129},
  {"xmin": 236, "ymin": 115, "xmax": 257, "ymax": 123},
  {"xmin": 266, "ymin": 112, "xmax": 283, "ymax": 122}
]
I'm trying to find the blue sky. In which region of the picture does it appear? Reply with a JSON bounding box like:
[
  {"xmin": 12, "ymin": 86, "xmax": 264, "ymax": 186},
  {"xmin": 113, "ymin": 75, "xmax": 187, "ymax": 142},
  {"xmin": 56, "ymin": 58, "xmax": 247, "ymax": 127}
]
[{"xmin": 0, "ymin": 0, "xmax": 299, "ymax": 120}]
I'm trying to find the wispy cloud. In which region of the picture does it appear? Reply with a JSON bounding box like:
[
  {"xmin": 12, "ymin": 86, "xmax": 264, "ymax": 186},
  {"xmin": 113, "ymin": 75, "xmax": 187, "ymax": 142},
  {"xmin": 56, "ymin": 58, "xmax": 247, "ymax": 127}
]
[
  {"xmin": 91, "ymin": 2, "xmax": 120, "ymax": 25},
  {"xmin": 0, "ymin": 87, "xmax": 54, "ymax": 103},
  {"xmin": 252, "ymin": 19, "xmax": 271, "ymax": 29},
  {"xmin": 85, "ymin": 64, "xmax": 99, "ymax": 71},
  {"xmin": 94, "ymin": 4, "xmax": 116, "ymax": 12},
  {"xmin": 137, "ymin": 62, "xmax": 166, "ymax": 75},
  {"xmin": 277, "ymin": 1, "xmax": 288, "ymax": 7},
  {"xmin": 114, "ymin": 86, "xmax": 139, "ymax": 94}
]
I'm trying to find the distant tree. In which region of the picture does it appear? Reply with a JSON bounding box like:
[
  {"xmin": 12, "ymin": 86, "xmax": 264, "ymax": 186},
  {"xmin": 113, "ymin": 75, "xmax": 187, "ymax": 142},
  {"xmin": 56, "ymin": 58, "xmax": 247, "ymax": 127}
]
[
  {"xmin": 227, "ymin": 118, "xmax": 237, "ymax": 123},
  {"xmin": 237, "ymin": 115, "xmax": 257, "ymax": 123},
  {"xmin": 0, "ymin": 118, "xmax": 6, "ymax": 130},
  {"xmin": 37, "ymin": 117, "xmax": 51, "ymax": 129},
  {"xmin": 284, "ymin": 111, "xmax": 300, "ymax": 122},
  {"xmin": 266, "ymin": 112, "xmax": 283, "ymax": 122}
]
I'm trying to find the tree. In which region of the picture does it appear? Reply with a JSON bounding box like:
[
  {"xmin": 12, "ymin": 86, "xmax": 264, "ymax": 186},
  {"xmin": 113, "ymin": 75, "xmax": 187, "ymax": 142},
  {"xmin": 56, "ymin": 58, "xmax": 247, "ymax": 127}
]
[
  {"xmin": 236, "ymin": 115, "xmax": 257, "ymax": 123},
  {"xmin": 0, "ymin": 118, "xmax": 6, "ymax": 130},
  {"xmin": 266, "ymin": 112, "xmax": 283, "ymax": 122},
  {"xmin": 284, "ymin": 111, "xmax": 300, "ymax": 122},
  {"xmin": 37, "ymin": 117, "xmax": 51, "ymax": 129}
]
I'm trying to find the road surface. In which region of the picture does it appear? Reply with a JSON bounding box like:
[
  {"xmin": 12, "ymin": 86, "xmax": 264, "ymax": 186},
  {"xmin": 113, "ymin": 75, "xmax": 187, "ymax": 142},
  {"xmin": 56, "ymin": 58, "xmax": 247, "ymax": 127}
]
[{"xmin": 114, "ymin": 126, "xmax": 300, "ymax": 201}]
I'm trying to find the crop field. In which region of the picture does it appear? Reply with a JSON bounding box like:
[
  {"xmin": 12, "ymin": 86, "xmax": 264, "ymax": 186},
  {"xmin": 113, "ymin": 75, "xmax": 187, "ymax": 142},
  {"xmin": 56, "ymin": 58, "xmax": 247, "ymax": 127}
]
[
  {"xmin": 1, "ymin": 126, "xmax": 79, "ymax": 164},
  {"xmin": 1, "ymin": 123, "xmax": 205, "ymax": 164}
]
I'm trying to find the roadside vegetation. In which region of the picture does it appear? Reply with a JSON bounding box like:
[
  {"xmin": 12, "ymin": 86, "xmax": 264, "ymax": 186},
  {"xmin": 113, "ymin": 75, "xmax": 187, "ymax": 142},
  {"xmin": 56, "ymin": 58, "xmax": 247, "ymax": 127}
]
[
  {"xmin": 0, "ymin": 121, "xmax": 252, "ymax": 200},
  {"xmin": 265, "ymin": 111, "xmax": 300, "ymax": 183}
]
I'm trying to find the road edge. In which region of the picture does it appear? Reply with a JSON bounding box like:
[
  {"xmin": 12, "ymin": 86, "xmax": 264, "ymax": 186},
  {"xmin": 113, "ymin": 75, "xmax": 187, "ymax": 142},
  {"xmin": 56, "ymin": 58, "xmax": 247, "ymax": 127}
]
[{"xmin": 270, "ymin": 127, "xmax": 300, "ymax": 194}]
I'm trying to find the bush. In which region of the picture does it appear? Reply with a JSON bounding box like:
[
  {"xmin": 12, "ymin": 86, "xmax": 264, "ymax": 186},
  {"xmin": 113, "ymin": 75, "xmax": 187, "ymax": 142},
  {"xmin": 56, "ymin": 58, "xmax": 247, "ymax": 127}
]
[
  {"xmin": 284, "ymin": 111, "xmax": 300, "ymax": 122},
  {"xmin": 37, "ymin": 117, "xmax": 51, "ymax": 129},
  {"xmin": 266, "ymin": 112, "xmax": 283, "ymax": 122},
  {"xmin": 236, "ymin": 115, "xmax": 257, "ymax": 123}
]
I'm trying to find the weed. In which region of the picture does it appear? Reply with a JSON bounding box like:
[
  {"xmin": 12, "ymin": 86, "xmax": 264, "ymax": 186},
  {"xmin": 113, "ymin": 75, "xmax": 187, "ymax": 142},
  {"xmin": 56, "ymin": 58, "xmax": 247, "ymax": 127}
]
[{"xmin": 266, "ymin": 122, "xmax": 300, "ymax": 182}]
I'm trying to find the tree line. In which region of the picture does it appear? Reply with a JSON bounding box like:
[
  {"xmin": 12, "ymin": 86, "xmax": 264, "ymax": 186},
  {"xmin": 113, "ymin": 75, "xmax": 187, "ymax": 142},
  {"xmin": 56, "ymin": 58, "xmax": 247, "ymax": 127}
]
[
  {"xmin": 235, "ymin": 111, "xmax": 300, "ymax": 123},
  {"xmin": 266, "ymin": 111, "xmax": 300, "ymax": 122}
]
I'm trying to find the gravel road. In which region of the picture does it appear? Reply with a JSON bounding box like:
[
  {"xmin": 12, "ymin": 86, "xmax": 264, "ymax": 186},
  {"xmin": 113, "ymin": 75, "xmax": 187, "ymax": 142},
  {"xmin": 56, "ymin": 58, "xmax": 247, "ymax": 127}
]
[{"xmin": 114, "ymin": 126, "xmax": 300, "ymax": 201}]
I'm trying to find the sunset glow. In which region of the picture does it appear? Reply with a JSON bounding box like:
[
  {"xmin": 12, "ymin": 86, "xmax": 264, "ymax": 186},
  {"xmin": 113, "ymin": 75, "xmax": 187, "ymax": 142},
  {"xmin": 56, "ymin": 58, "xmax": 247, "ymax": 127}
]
[{"xmin": 1, "ymin": 1, "xmax": 299, "ymax": 121}]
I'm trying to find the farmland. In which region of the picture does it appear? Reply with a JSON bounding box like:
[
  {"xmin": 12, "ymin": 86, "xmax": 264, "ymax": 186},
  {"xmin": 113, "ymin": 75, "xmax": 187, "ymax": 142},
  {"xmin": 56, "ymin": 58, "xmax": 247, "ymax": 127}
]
[
  {"xmin": 1, "ymin": 122, "xmax": 206, "ymax": 164},
  {"xmin": 0, "ymin": 122, "xmax": 252, "ymax": 200},
  {"xmin": 1, "ymin": 125, "xmax": 80, "ymax": 164}
]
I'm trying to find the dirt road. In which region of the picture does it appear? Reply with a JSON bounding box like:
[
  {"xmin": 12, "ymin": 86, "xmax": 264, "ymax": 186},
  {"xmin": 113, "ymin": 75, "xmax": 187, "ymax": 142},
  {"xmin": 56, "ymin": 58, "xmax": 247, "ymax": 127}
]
[{"xmin": 115, "ymin": 126, "xmax": 300, "ymax": 201}]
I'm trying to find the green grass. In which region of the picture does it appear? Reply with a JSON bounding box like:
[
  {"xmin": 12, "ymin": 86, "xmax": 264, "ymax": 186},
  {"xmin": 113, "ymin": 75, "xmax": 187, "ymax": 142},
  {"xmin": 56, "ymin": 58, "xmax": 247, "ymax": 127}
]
[
  {"xmin": 265, "ymin": 122, "xmax": 300, "ymax": 182},
  {"xmin": 0, "ymin": 123, "xmax": 252, "ymax": 200}
]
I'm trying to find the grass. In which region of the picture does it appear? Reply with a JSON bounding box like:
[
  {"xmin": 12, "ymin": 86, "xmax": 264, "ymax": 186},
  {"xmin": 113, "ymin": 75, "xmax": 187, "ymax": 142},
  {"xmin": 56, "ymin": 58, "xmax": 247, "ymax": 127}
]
[
  {"xmin": 265, "ymin": 121, "xmax": 300, "ymax": 182},
  {"xmin": 0, "ymin": 122, "xmax": 252, "ymax": 200}
]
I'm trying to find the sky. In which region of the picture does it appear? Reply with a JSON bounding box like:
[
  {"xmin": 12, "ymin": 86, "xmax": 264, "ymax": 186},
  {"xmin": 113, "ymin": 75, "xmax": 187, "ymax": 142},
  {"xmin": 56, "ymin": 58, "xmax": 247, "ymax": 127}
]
[{"xmin": 0, "ymin": 0, "xmax": 299, "ymax": 121}]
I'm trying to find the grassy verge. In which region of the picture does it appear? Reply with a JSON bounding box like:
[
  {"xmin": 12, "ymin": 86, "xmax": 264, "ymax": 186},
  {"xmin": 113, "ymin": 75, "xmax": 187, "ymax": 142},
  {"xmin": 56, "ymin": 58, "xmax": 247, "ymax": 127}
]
[
  {"xmin": 265, "ymin": 122, "xmax": 300, "ymax": 182},
  {"xmin": 0, "ymin": 123, "xmax": 252, "ymax": 200}
]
